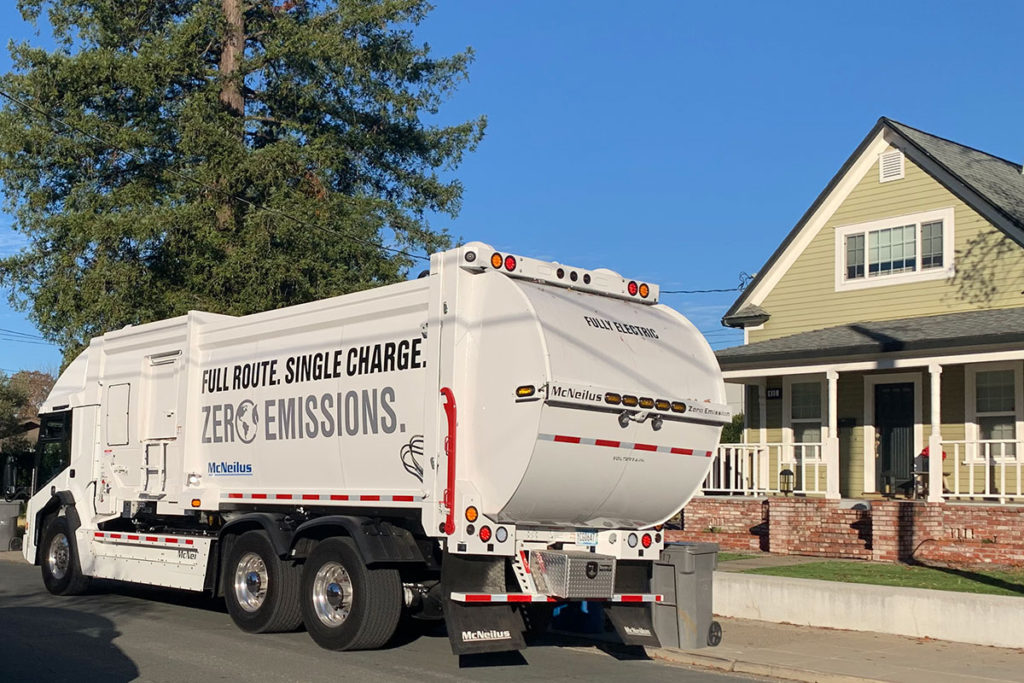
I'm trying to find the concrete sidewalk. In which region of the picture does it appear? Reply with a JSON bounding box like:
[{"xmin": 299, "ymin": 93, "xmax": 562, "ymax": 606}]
[{"xmin": 649, "ymin": 616, "xmax": 1024, "ymax": 683}]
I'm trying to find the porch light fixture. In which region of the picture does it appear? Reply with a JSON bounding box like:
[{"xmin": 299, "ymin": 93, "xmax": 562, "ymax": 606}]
[{"xmin": 779, "ymin": 469, "xmax": 795, "ymax": 496}]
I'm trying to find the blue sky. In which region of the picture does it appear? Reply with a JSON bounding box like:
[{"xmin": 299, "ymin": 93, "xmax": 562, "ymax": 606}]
[{"xmin": 1, "ymin": 1, "xmax": 1023, "ymax": 373}]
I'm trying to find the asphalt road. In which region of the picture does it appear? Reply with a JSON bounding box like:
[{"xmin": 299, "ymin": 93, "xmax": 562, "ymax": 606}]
[{"xmin": 0, "ymin": 558, "xmax": 755, "ymax": 683}]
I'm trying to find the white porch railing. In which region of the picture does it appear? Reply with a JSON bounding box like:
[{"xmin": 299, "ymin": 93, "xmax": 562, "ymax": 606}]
[
  {"xmin": 940, "ymin": 440, "xmax": 1024, "ymax": 503},
  {"xmin": 704, "ymin": 442, "xmax": 826, "ymax": 496}
]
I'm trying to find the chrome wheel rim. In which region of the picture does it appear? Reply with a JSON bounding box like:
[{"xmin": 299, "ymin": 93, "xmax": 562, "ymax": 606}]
[
  {"xmin": 47, "ymin": 532, "xmax": 70, "ymax": 581},
  {"xmin": 233, "ymin": 552, "xmax": 268, "ymax": 613},
  {"xmin": 312, "ymin": 561, "xmax": 353, "ymax": 627}
]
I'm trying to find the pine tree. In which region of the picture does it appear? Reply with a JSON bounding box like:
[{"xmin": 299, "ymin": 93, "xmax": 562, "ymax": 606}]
[{"xmin": 0, "ymin": 0, "xmax": 485, "ymax": 361}]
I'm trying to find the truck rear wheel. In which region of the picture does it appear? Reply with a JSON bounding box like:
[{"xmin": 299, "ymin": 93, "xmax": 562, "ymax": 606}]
[
  {"xmin": 40, "ymin": 516, "xmax": 90, "ymax": 596},
  {"xmin": 300, "ymin": 537, "xmax": 401, "ymax": 650},
  {"xmin": 224, "ymin": 531, "xmax": 302, "ymax": 633}
]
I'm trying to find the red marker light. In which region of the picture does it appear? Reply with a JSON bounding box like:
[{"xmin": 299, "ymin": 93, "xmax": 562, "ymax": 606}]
[
  {"xmin": 627, "ymin": 281, "xmax": 639, "ymax": 296},
  {"xmin": 479, "ymin": 526, "xmax": 492, "ymax": 542},
  {"xmin": 641, "ymin": 533, "xmax": 652, "ymax": 549},
  {"xmin": 504, "ymin": 255, "xmax": 517, "ymax": 271}
]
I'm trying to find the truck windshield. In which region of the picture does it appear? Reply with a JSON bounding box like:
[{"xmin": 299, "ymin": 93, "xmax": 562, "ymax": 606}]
[{"xmin": 34, "ymin": 412, "xmax": 72, "ymax": 493}]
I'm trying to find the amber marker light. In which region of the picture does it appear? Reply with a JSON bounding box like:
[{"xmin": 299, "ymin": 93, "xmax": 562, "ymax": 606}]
[
  {"xmin": 490, "ymin": 252, "xmax": 503, "ymax": 268},
  {"xmin": 639, "ymin": 283, "xmax": 650, "ymax": 298},
  {"xmin": 655, "ymin": 399, "xmax": 670, "ymax": 411},
  {"xmin": 671, "ymin": 401, "xmax": 687, "ymax": 413},
  {"xmin": 191, "ymin": 499, "xmax": 201, "ymax": 508},
  {"xmin": 639, "ymin": 397, "xmax": 654, "ymax": 409},
  {"xmin": 516, "ymin": 385, "xmax": 536, "ymax": 398},
  {"xmin": 465, "ymin": 506, "xmax": 479, "ymax": 523},
  {"xmin": 622, "ymin": 395, "xmax": 639, "ymax": 407},
  {"xmin": 605, "ymin": 393, "xmax": 622, "ymax": 405}
]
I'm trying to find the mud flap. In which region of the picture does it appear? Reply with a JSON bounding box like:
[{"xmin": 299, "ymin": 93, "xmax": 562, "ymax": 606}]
[
  {"xmin": 441, "ymin": 550, "xmax": 526, "ymax": 654},
  {"xmin": 442, "ymin": 601, "xmax": 527, "ymax": 655},
  {"xmin": 605, "ymin": 604, "xmax": 661, "ymax": 647}
]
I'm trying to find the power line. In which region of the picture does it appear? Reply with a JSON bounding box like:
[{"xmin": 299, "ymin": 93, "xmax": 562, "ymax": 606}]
[
  {"xmin": 662, "ymin": 272, "xmax": 754, "ymax": 295},
  {"xmin": 0, "ymin": 88, "xmax": 430, "ymax": 263},
  {"xmin": 0, "ymin": 327, "xmax": 44, "ymax": 340}
]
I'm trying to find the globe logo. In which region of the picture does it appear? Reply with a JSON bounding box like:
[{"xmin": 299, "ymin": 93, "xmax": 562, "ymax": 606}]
[{"xmin": 236, "ymin": 400, "xmax": 259, "ymax": 444}]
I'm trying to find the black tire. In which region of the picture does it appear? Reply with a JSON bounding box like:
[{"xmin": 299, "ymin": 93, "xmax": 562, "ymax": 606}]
[
  {"xmin": 223, "ymin": 531, "xmax": 302, "ymax": 633},
  {"xmin": 40, "ymin": 515, "xmax": 90, "ymax": 596},
  {"xmin": 300, "ymin": 537, "xmax": 402, "ymax": 651}
]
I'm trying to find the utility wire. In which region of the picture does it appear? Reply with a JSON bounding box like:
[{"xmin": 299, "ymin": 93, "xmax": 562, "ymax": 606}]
[
  {"xmin": 0, "ymin": 327, "xmax": 44, "ymax": 340},
  {"xmin": 662, "ymin": 272, "xmax": 754, "ymax": 295},
  {"xmin": 0, "ymin": 88, "xmax": 430, "ymax": 263}
]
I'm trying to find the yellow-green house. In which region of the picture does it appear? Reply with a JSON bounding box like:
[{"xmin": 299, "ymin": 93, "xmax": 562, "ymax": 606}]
[{"xmin": 714, "ymin": 118, "xmax": 1024, "ymax": 504}]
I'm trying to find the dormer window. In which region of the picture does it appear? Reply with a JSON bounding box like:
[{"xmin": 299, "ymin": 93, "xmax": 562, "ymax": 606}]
[{"xmin": 834, "ymin": 207, "xmax": 954, "ymax": 291}]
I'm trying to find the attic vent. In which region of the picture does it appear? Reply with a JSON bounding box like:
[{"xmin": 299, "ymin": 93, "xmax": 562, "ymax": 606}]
[{"xmin": 879, "ymin": 150, "xmax": 904, "ymax": 183}]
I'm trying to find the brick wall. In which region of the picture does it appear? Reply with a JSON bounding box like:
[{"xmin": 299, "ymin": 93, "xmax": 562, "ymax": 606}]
[{"xmin": 667, "ymin": 497, "xmax": 1024, "ymax": 567}]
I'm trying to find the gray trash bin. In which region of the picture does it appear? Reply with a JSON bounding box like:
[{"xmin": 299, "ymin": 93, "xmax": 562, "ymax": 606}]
[
  {"xmin": 0, "ymin": 501, "xmax": 21, "ymax": 551},
  {"xmin": 652, "ymin": 542, "xmax": 722, "ymax": 649}
]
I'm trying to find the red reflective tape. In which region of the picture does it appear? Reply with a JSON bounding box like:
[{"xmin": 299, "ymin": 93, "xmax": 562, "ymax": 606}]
[
  {"xmin": 128, "ymin": 535, "xmax": 139, "ymax": 541},
  {"xmin": 302, "ymin": 494, "xmax": 320, "ymax": 501},
  {"xmin": 619, "ymin": 595, "xmax": 643, "ymax": 602},
  {"xmin": 110, "ymin": 533, "xmax": 122, "ymax": 539},
  {"xmin": 251, "ymin": 493, "xmax": 267, "ymax": 500},
  {"xmin": 507, "ymin": 595, "xmax": 533, "ymax": 603},
  {"xmin": 145, "ymin": 536, "xmax": 158, "ymax": 542},
  {"xmin": 165, "ymin": 538, "xmax": 178, "ymax": 544},
  {"xmin": 670, "ymin": 447, "xmax": 693, "ymax": 455},
  {"xmin": 553, "ymin": 435, "xmax": 581, "ymax": 444},
  {"xmin": 94, "ymin": 532, "xmax": 103, "ymax": 538},
  {"xmin": 330, "ymin": 494, "xmax": 349, "ymax": 501},
  {"xmin": 656, "ymin": 595, "xmax": 663, "ymax": 602},
  {"xmin": 275, "ymin": 494, "xmax": 293, "ymax": 500},
  {"xmin": 186, "ymin": 539, "xmax": 194, "ymax": 545},
  {"xmin": 360, "ymin": 495, "xmax": 381, "ymax": 502},
  {"xmin": 228, "ymin": 493, "xmax": 243, "ymax": 499},
  {"xmin": 464, "ymin": 594, "xmax": 492, "ymax": 603},
  {"xmin": 634, "ymin": 443, "xmax": 657, "ymax": 452},
  {"xmin": 393, "ymin": 495, "xmax": 414, "ymax": 502},
  {"xmin": 520, "ymin": 550, "xmax": 531, "ymax": 573},
  {"xmin": 595, "ymin": 439, "xmax": 620, "ymax": 448},
  {"xmin": 705, "ymin": 451, "xmax": 713, "ymax": 457}
]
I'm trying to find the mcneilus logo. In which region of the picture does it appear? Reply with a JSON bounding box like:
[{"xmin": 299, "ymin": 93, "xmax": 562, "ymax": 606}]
[
  {"xmin": 207, "ymin": 461, "xmax": 253, "ymax": 476},
  {"xmin": 461, "ymin": 629, "xmax": 511, "ymax": 642}
]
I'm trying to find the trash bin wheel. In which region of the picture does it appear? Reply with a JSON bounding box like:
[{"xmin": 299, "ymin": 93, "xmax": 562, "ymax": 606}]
[{"xmin": 707, "ymin": 620, "xmax": 722, "ymax": 647}]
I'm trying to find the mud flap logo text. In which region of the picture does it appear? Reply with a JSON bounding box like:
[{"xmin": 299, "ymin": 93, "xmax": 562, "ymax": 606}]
[{"xmin": 461, "ymin": 629, "xmax": 511, "ymax": 642}]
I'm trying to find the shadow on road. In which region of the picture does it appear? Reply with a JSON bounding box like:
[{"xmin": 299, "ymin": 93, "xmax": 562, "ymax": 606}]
[{"xmin": 0, "ymin": 606, "xmax": 139, "ymax": 682}]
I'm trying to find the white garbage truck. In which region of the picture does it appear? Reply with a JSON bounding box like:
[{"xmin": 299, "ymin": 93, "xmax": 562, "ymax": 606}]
[{"xmin": 23, "ymin": 242, "xmax": 728, "ymax": 654}]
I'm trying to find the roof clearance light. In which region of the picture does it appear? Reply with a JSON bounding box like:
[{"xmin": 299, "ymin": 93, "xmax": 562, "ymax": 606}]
[
  {"xmin": 639, "ymin": 397, "xmax": 654, "ymax": 409},
  {"xmin": 504, "ymin": 255, "xmax": 517, "ymax": 271},
  {"xmin": 641, "ymin": 533, "xmax": 653, "ymax": 549},
  {"xmin": 465, "ymin": 506, "xmax": 479, "ymax": 523},
  {"xmin": 655, "ymin": 399, "xmax": 670, "ymax": 411},
  {"xmin": 622, "ymin": 395, "xmax": 639, "ymax": 407},
  {"xmin": 556, "ymin": 268, "xmax": 565, "ymax": 279},
  {"xmin": 605, "ymin": 393, "xmax": 622, "ymax": 405},
  {"xmin": 583, "ymin": 274, "xmax": 591, "ymax": 284},
  {"xmin": 639, "ymin": 283, "xmax": 650, "ymax": 298},
  {"xmin": 671, "ymin": 402, "xmax": 687, "ymax": 413},
  {"xmin": 490, "ymin": 252, "xmax": 503, "ymax": 269},
  {"xmin": 516, "ymin": 385, "xmax": 536, "ymax": 398},
  {"xmin": 570, "ymin": 271, "xmax": 578, "ymax": 282},
  {"xmin": 627, "ymin": 281, "xmax": 638, "ymax": 296},
  {"xmin": 479, "ymin": 526, "xmax": 492, "ymax": 542}
]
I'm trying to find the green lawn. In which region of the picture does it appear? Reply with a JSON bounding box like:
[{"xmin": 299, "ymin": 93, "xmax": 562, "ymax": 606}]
[
  {"xmin": 717, "ymin": 552, "xmax": 758, "ymax": 563},
  {"xmin": 743, "ymin": 561, "xmax": 1024, "ymax": 598}
]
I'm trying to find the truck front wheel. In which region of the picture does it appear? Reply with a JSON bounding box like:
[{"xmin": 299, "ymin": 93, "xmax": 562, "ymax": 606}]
[
  {"xmin": 300, "ymin": 537, "xmax": 401, "ymax": 650},
  {"xmin": 223, "ymin": 531, "xmax": 302, "ymax": 633},
  {"xmin": 40, "ymin": 516, "xmax": 90, "ymax": 596}
]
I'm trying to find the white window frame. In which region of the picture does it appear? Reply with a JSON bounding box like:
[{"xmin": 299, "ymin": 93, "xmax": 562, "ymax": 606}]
[
  {"xmin": 833, "ymin": 207, "xmax": 955, "ymax": 292},
  {"xmin": 863, "ymin": 373, "xmax": 923, "ymax": 494},
  {"xmin": 783, "ymin": 375, "xmax": 825, "ymax": 461},
  {"xmin": 965, "ymin": 361, "xmax": 1023, "ymax": 463}
]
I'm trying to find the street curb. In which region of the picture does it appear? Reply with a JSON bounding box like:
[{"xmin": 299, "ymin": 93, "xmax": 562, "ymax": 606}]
[{"xmin": 646, "ymin": 647, "xmax": 887, "ymax": 683}]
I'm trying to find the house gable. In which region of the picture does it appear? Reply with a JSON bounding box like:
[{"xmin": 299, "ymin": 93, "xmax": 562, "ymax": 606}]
[{"xmin": 726, "ymin": 119, "xmax": 1024, "ymax": 344}]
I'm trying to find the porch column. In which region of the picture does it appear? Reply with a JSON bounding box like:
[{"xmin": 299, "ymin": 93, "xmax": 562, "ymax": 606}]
[
  {"xmin": 826, "ymin": 369, "xmax": 840, "ymax": 499},
  {"xmin": 928, "ymin": 363, "xmax": 944, "ymax": 503}
]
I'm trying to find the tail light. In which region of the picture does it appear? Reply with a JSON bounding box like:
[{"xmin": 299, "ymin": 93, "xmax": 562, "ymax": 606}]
[
  {"xmin": 504, "ymin": 255, "xmax": 517, "ymax": 271},
  {"xmin": 627, "ymin": 281, "xmax": 638, "ymax": 296},
  {"xmin": 641, "ymin": 533, "xmax": 652, "ymax": 549},
  {"xmin": 479, "ymin": 526, "xmax": 492, "ymax": 542}
]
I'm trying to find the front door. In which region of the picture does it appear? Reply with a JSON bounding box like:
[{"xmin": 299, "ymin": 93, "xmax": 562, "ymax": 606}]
[{"xmin": 875, "ymin": 383, "xmax": 914, "ymax": 495}]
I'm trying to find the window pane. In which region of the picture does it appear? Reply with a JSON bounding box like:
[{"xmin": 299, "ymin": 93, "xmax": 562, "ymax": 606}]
[
  {"xmin": 921, "ymin": 220, "xmax": 943, "ymax": 269},
  {"xmin": 791, "ymin": 382, "xmax": 821, "ymax": 420},
  {"xmin": 794, "ymin": 423, "xmax": 821, "ymax": 444},
  {"xmin": 846, "ymin": 234, "xmax": 865, "ymax": 279},
  {"xmin": 979, "ymin": 416, "xmax": 1016, "ymax": 457},
  {"xmin": 976, "ymin": 370, "xmax": 1015, "ymax": 413},
  {"xmin": 745, "ymin": 385, "xmax": 761, "ymax": 430},
  {"xmin": 869, "ymin": 225, "xmax": 917, "ymax": 276}
]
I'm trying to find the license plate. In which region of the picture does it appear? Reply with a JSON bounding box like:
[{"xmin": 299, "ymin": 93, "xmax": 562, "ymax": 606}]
[{"xmin": 576, "ymin": 530, "xmax": 598, "ymax": 546}]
